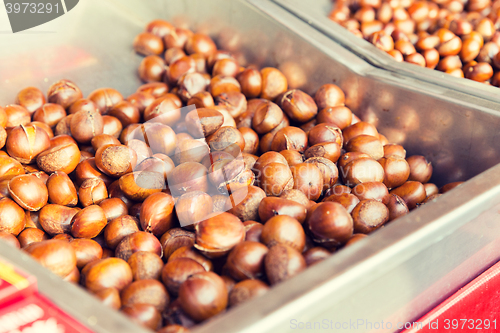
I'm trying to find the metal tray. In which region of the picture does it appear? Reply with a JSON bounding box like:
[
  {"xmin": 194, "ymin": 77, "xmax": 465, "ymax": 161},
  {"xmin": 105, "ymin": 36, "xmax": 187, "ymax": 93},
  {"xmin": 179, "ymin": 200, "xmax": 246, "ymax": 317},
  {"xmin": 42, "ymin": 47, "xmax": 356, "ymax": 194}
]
[
  {"xmin": 1, "ymin": 0, "xmax": 500, "ymax": 332},
  {"xmin": 273, "ymin": 0, "xmax": 500, "ymax": 106}
]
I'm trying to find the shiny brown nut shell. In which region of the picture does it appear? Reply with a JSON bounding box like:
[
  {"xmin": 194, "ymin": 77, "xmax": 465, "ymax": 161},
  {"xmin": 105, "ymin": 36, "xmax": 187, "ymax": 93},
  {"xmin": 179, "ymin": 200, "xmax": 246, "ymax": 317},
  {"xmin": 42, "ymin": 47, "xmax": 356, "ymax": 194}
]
[
  {"xmin": 261, "ymin": 215, "xmax": 305, "ymax": 252},
  {"xmin": 24, "ymin": 239, "xmax": 76, "ymax": 277},
  {"xmin": 47, "ymin": 80, "xmax": 83, "ymax": 109},
  {"xmin": 290, "ymin": 163, "xmax": 323, "ymax": 201},
  {"xmin": 226, "ymin": 241, "xmax": 268, "ymax": 281},
  {"xmin": 160, "ymin": 229, "xmax": 196, "ymax": 260},
  {"xmin": 140, "ymin": 192, "xmax": 175, "ymax": 236},
  {"xmin": 194, "ymin": 212, "xmax": 245, "ymax": 258},
  {"xmin": 71, "ymin": 205, "xmax": 107, "ymax": 238},
  {"xmin": 322, "ymin": 193, "xmax": 360, "ymax": 213},
  {"xmin": 390, "ymin": 181, "xmax": 426, "ymax": 209},
  {"xmin": 121, "ymin": 279, "xmax": 170, "ymax": 312},
  {"xmin": 351, "ymin": 199, "xmax": 389, "ymax": 234},
  {"xmin": 37, "ymin": 143, "xmax": 81, "ymax": 174},
  {"xmin": 185, "ymin": 108, "xmax": 224, "ymax": 138},
  {"xmin": 378, "ymin": 156, "xmax": 410, "ymax": 189},
  {"xmin": 406, "ymin": 155, "xmax": 433, "ymax": 183},
  {"xmin": 228, "ymin": 279, "xmax": 269, "ymax": 307},
  {"xmin": 6, "ymin": 124, "xmax": 51, "ymax": 164},
  {"xmin": 161, "ymin": 258, "xmax": 205, "ymax": 296},
  {"xmin": 79, "ymin": 178, "xmax": 108, "ymax": 207},
  {"xmin": 82, "ymin": 257, "xmax": 133, "ymax": 292},
  {"xmin": 17, "ymin": 227, "xmax": 48, "ymax": 248},
  {"xmin": 386, "ymin": 193, "xmax": 409, "ymax": 221},
  {"xmin": 8, "ymin": 174, "xmax": 48, "ymax": 211},
  {"xmin": 264, "ymin": 243, "xmax": 306, "ymax": 285},
  {"xmin": 307, "ymin": 202, "xmax": 353, "ymax": 247},
  {"xmin": 46, "ymin": 171, "xmax": 78, "ymax": 206},
  {"xmin": 119, "ymin": 171, "xmax": 165, "ymax": 201},
  {"xmin": 258, "ymin": 162, "xmax": 294, "ymax": 197},
  {"xmin": 115, "ymin": 231, "xmax": 162, "ymax": 262},
  {"xmin": 178, "ymin": 271, "xmax": 227, "ymax": 322},
  {"xmin": 122, "ymin": 304, "xmax": 162, "ymax": 330},
  {"xmin": 16, "ymin": 87, "xmax": 46, "ymax": 113},
  {"xmin": 39, "ymin": 204, "xmax": 79, "ymax": 235},
  {"xmin": 128, "ymin": 251, "xmax": 163, "ymax": 281},
  {"xmin": 104, "ymin": 215, "xmax": 140, "ymax": 250},
  {"xmin": 225, "ymin": 185, "xmax": 266, "ymax": 222},
  {"xmin": 70, "ymin": 238, "xmax": 103, "ymax": 269},
  {"xmin": 342, "ymin": 157, "xmax": 385, "ymax": 186},
  {"xmin": 95, "ymin": 144, "xmax": 137, "ymax": 177}
]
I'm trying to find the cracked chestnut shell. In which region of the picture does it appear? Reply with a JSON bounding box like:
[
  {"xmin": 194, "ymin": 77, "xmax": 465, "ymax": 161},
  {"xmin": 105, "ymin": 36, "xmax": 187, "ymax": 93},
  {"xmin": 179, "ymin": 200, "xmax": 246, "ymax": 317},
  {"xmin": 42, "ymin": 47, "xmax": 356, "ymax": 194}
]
[
  {"xmin": 278, "ymin": 89, "xmax": 318, "ymax": 123},
  {"xmin": 79, "ymin": 178, "xmax": 108, "ymax": 207},
  {"xmin": 194, "ymin": 212, "xmax": 245, "ymax": 258},
  {"xmin": 47, "ymin": 79, "xmax": 83, "ymax": 109},
  {"xmin": 258, "ymin": 162, "xmax": 293, "ymax": 197},
  {"xmin": 8, "ymin": 174, "xmax": 48, "ymax": 211},
  {"xmin": 225, "ymin": 185, "xmax": 266, "ymax": 222},
  {"xmin": 70, "ymin": 109, "xmax": 104, "ymax": 144},
  {"xmin": 160, "ymin": 229, "xmax": 196, "ymax": 260},
  {"xmin": 6, "ymin": 124, "xmax": 51, "ymax": 164},
  {"xmin": 185, "ymin": 108, "xmax": 224, "ymax": 138},
  {"xmin": 140, "ymin": 192, "xmax": 175, "ymax": 237},
  {"xmin": 270, "ymin": 126, "xmax": 308, "ymax": 152}
]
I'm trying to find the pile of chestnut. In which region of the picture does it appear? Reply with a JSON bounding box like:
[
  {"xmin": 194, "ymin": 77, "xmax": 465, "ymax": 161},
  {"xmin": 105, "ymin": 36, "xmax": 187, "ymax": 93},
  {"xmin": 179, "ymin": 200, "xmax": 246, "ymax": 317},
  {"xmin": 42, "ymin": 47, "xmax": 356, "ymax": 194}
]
[
  {"xmin": 329, "ymin": 0, "xmax": 500, "ymax": 85},
  {"xmin": 0, "ymin": 19, "xmax": 463, "ymax": 333}
]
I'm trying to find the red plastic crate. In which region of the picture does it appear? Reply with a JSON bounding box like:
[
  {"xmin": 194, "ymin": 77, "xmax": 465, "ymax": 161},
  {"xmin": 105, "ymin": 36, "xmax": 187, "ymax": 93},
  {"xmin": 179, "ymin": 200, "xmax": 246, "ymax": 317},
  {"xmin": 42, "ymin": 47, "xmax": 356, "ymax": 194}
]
[{"xmin": 403, "ymin": 261, "xmax": 500, "ymax": 333}]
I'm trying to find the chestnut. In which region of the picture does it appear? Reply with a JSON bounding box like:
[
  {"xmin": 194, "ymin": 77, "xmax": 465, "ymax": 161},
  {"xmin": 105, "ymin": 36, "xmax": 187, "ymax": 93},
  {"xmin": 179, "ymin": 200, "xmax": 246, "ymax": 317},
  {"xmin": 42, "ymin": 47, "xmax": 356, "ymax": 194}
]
[
  {"xmin": 303, "ymin": 246, "xmax": 331, "ymax": 267},
  {"xmin": 139, "ymin": 55, "xmax": 166, "ymax": 83},
  {"xmin": 307, "ymin": 202, "xmax": 353, "ymax": 247},
  {"xmin": 278, "ymin": 89, "xmax": 318, "ymax": 123},
  {"xmin": 54, "ymin": 115, "xmax": 73, "ymax": 136},
  {"xmin": 94, "ymin": 287, "xmax": 121, "ymax": 310},
  {"xmin": 37, "ymin": 142, "xmax": 81, "ymax": 174},
  {"xmin": 82, "ymin": 257, "xmax": 133, "ymax": 292},
  {"xmin": 280, "ymin": 150, "xmax": 304, "ymax": 167},
  {"xmin": 119, "ymin": 171, "xmax": 165, "ymax": 201},
  {"xmin": 342, "ymin": 157, "xmax": 385, "ymax": 186},
  {"xmin": 187, "ymin": 91, "xmax": 215, "ymax": 109},
  {"xmin": 71, "ymin": 205, "xmax": 107, "ymax": 238},
  {"xmin": 185, "ymin": 33, "xmax": 217, "ymax": 57},
  {"xmin": 75, "ymin": 158, "xmax": 112, "ymax": 186},
  {"xmin": 314, "ymin": 84, "xmax": 345, "ymax": 109},
  {"xmin": 216, "ymin": 91, "xmax": 247, "ymax": 118},
  {"xmin": 102, "ymin": 115, "xmax": 123, "ymax": 138},
  {"xmin": 228, "ymin": 279, "xmax": 269, "ymax": 307},
  {"xmin": 39, "ymin": 204, "xmax": 79, "ymax": 235},
  {"xmin": 261, "ymin": 215, "xmax": 305, "ymax": 252},
  {"xmin": 128, "ymin": 251, "xmax": 163, "ymax": 281},
  {"xmin": 115, "ymin": 231, "xmax": 162, "ymax": 262},
  {"xmin": 178, "ymin": 271, "xmax": 228, "ymax": 322},
  {"xmin": 237, "ymin": 68, "xmax": 262, "ymax": 98},
  {"xmin": 4, "ymin": 105, "xmax": 31, "ymax": 128},
  {"xmin": 194, "ymin": 212, "xmax": 245, "ymax": 258},
  {"xmin": 322, "ymin": 193, "xmax": 360, "ymax": 213},
  {"xmin": 133, "ymin": 32, "xmax": 164, "ymax": 56},
  {"xmin": 173, "ymin": 139, "xmax": 210, "ymax": 165},
  {"xmin": 264, "ymin": 243, "xmax": 306, "ymax": 285},
  {"xmin": 208, "ymin": 126, "xmax": 245, "ymax": 157},
  {"xmin": 177, "ymin": 72, "xmax": 209, "ymax": 101},
  {"xmin": 16, "ymin": 87, "xmax": 46, "ymax": 113},
  {"xmin": 251, "ymin": 100, "xmax": 284, "ymax": 134},
  {"xmin": 70, "ymin": 109, "xmax": 104, "ymax": 144},
  {"xmin": 390, "ymin": 181, "xmax": 426, "ymax": 209},
  {"xmin": 279, "ymin": 189, "xmax": 311, "ymax": 207},
  {"xmin": 70, "ymin": 238, "xmax": 103, "ymax": 269},
  {"xmin": 185, "ymin": 108, "xmax": 224, "ymax": 138},
  {"xmin": 0, "ymin": 156, "xmax": 25, "ymax": 181},
  {"xmin": 47, "ymin": 79, "xmax": 83, "ymax": 109},
  {"xmin": 308, "ymin": 123, "xmax": 343, "ymax": 147},
  {"xmin": 378, "ymin": 156, "xmax": 410, "ymax": 189},
  {"xmin": 175, "ymin": 191, "xmax": 213, "ymax": 227},
  {"xmin": 104, "ymin": 215, "xmax": 140, "ymax": 249},
  {"xmin": 121, "ymin": 279, "xmax": 170, "ymax": 312},
  {"xmin": 140, "ymin": 192, "xmax": 175, "ymax": 236},
  {"xmin": 0, "ymin": 231, "xmax": 21, "ymax": 248},
  {"xmin": 24, "ymin": 239, "xmax": 77, "ymax": 277},
  {"xmin": 164, "ymin": 27, "xmax": 193, "ymax": 49},
  {"xmin": 68, "ymin": 98, "xmax": 98, "ymax": 115},
  {"xmin": 270, "ymin": 126, "xmax": 308, "ymax": 153},
  {"xmin": 91, "ymin": 134, "xmax": 120, "ymax": 151},
  {"xmin": 345, "ymin": 135, "xmax": 384, "ymax": 160},
  {"xmin": 342, "ymin": 121, "xmax": 378, "ymax": 144},
  {"xmin": 143, "ymin": 94, "xmax": 182, "ymax": 126},
  {"xmin": 383, "ymin": 144, "xmax": 406, "ymax": 158},
  {"xmin": 260, "ymin": 67, "xmax": 288, "ymax": 100},
  {"xmin": 95, "ymin": 144, "xmax": 137, "ymax": 177},
  {"xmin": 406, "ymin": 155, "xmax": 433, "ymax": 183},
  {"xmin": 290, "ymin": 163, "xmax": 323, "ymax": 201},
  {"xmin": 79, "ymin": 178, "xmax": 108, "ymax": 207},
  {"xmin": 160, "ymin": 229, "xmax": 196, "ymax": 260},
  {"xmin": 17, "ymin": 228, "xmax": 48, "ymax": 248},
  {"xmin": 169, "ymin": 162, "xmax": 208, "ymax": 197},
  {"xmin": 225, "ymin": 185, "xmax": 266, "ymax": 222},
  {"xmin": 46, "ymin": 171, "xmax": 78, "ymax": 206},
  {"xmin": 108, "ymin": 101, "xmax": 140, "ymax": 128},
  {"xmin": 351, "ymin": 199, "xmax": 389, "ymax": 234},
  {"xmin": 161, "ymin": 258, "xmax": 205, "ymax": 296},
  {"xmin": 386, "ymin": 193, "xmax": 409, "ymax": 221},
  {"xmin": 258, "ymin": 162, "xmax": 294, "ymax": 197},
  {"xmin": 122, "ymin": 304, "xmax": 162, "ymax": 331},
  {"xmin": 424, "ymin": 183, "xmax": 439, "ymax": 197},
  {"xmin": 6, "ymin": 124, "xmax": 51, "ymax": 164},
  {"xmin": 345, "ymin": 233, "xmax": 368, "ymax": 246},
  {"xmin": 8, "ymin": 174, "xmax": 48, "ymax": 211}
]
